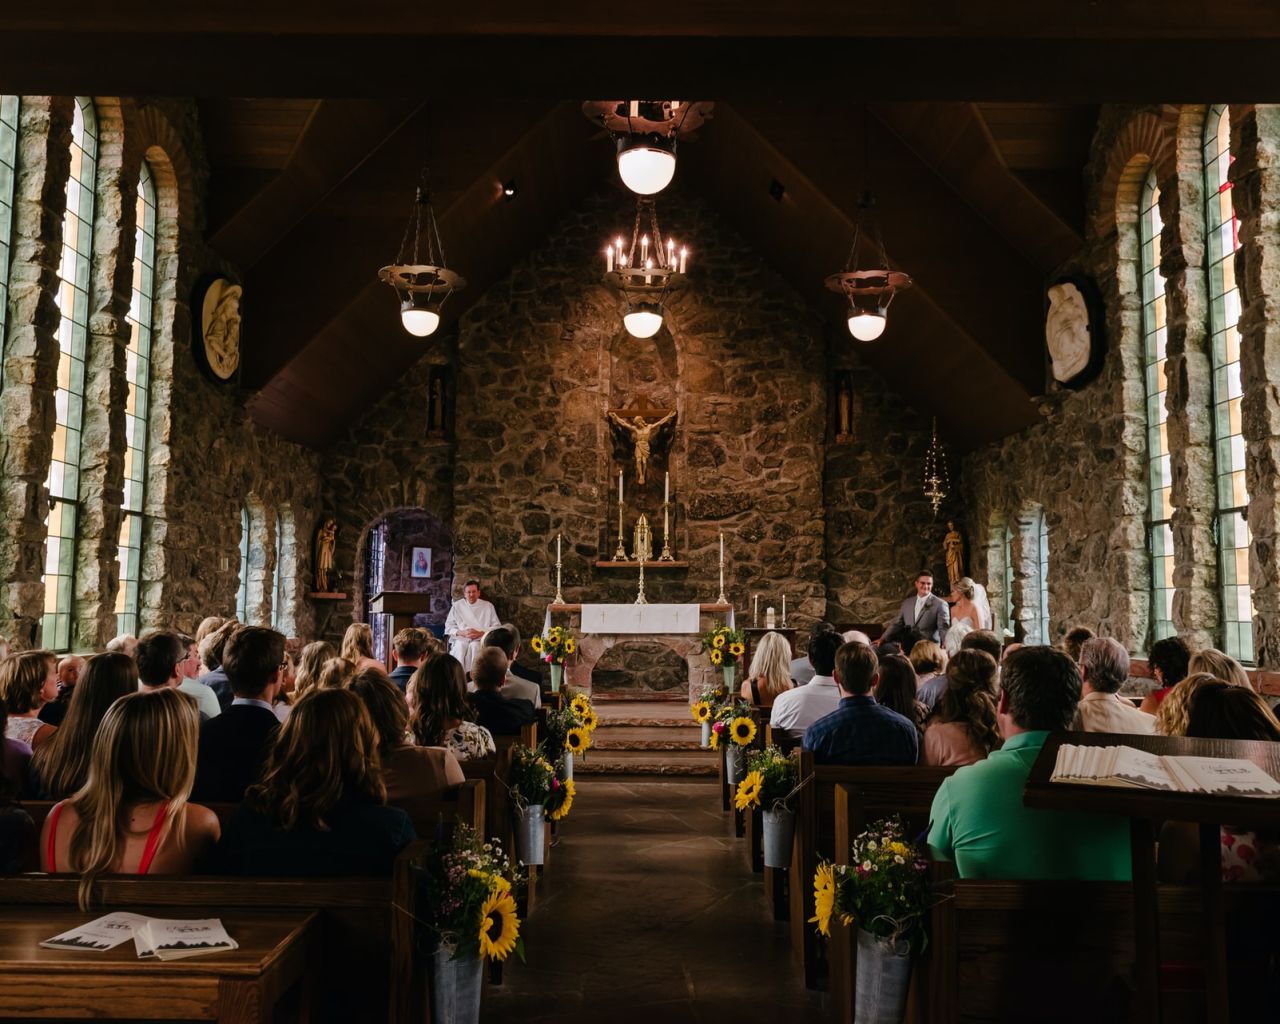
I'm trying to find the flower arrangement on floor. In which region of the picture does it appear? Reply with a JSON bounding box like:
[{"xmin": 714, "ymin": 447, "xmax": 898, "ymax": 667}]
[
  {"xmin": 508, "ymin": 743, "xmax": 557, "ymax": 812},
  {"xmin": 733, "ymin": 745, "xmax": 798, "ymax": 812},
  {"xmin": 810, "ymin": 816, "xmax": 932, "ymax": 951},
  {"xmin": 701, "ymin": 622, "xmax": 746, "ymax": 683},
  {"xmin": 545, "ymin": 689, "xmax": 596, "ymax": 762},
  {"xmin": 415, "ymin": 823, "xmax": 524, "ymax": 963}
]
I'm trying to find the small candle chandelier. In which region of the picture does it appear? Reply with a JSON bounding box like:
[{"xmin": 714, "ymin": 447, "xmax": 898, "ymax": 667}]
[
  {"xmin": 582, "ymin": 100, "xmax": 714, "ymax": 196},
  {"xmin": 378, "ymin": 169, "xmax": 465, "ymax": 337},
  {"xmin": 604, "ymin": 197, "xmax": 688, "ymax": 339},
  {"xmin": 924, "ymin": 418, "xmax": 950, "ymax": 516},
  {"xmin": 825, "ymin": 190, "xmax": 912, "ymax": 341}
]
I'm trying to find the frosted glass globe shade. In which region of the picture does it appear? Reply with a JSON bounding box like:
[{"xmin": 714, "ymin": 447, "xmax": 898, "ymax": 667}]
[
  {"xmin": 617, "ymin": 146, "xmax": 677, "ymax": 195},
  {"xmin": 847, "ymin": 310, "xmax": 886, "ymax": 341},
  {"xmin": 623, "ymin": 309, "xmax": 664, "ymax": 338},
  {"xmin": 401, "ymin": 307, "xmax": 441, "ymax": 337}
]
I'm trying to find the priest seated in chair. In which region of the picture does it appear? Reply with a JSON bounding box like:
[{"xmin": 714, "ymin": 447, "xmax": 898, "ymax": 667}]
[{"xmin": 445, "ymin": 579, "xmax": 502, "ymax": 675}]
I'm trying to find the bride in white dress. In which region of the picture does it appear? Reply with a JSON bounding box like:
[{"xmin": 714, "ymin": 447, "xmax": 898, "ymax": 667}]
[{"xmin": 943, "ymin": 577, "xmax": 994, "ymax": 656}]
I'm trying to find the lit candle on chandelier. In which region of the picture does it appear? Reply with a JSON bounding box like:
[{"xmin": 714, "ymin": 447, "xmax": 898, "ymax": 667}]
[
  {"xmin": 645, "ymin": 258, "xmax": 653, "ymax": 285},
  {"xmin": 679, "ymin": 247, "xmax": 688, "ymax": 274},
  {"xmin": 606, "ymin": 245, "xmax": 614, "ymax": 273},
  {"xmin": 641, "ymin": 234, "xmax": 649, "ymax": 264},
  {"xmin": 667, "ymin": 238, "xmax": 675, "ymax": 268}
]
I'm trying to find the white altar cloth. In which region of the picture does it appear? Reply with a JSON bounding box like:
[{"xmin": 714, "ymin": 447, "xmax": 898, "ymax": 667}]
[{"xmin": 580, "ymin": 603, "xmax": 702, "ymax": 634}]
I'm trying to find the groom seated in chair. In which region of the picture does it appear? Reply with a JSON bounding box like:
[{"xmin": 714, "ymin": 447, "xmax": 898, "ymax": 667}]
[{"xmin": 882, "ymin": 569, "xmax": 950, "ymax": 647}]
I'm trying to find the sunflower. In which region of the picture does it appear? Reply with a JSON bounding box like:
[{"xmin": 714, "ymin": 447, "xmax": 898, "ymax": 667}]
[
  {"xmin": 530, "ymin": 636, "xmax": 545, "ymax": 654},
  {"xmin": 712, "ymin": 633, "xmax": 726, "ymax": 649},
  {"xmin": 565, "ymin": 726, "xmax": 591, "ymax": 754},
  {"xmin": 734, "ymin": 770, "xmax": 764, "ymax": 810},
  {"xmin": 709, "ymin": 648, "xmax": 723, "ymax": 666},
  {"xmin": 709, "ymin": 729, "xmax": 720, "ymax": 750},
  {"xmin": 579, "ymin": 707, "xmax": 598, "ymax": 732},
  {"xmin": 730, "ymin": 715, "xmax": 757, "ymax": 746},
  {"xmin": 728, "ymin": 641, "xmax": 745, "ymax": 658},
  {"xmin": 564, "ymin": 637, "xmax": 576, "ymax": 654},
  {"xmin": 691, "ymin": 700, "xmax": 712, "ymax": 723},
  {"xmin": 549, "ymin": 778, "xmax": 576, "ymax": 820},
  {"xmin": 478, "ymin": 889, "xmax": 521, "ymax": 961},
  {"xmin": 809, "ymin": 862, "xmax": 836, "ymax": 937},
  {"xmin": 569, "ymin": 694, "xmax": 591, "ymax": 717}
]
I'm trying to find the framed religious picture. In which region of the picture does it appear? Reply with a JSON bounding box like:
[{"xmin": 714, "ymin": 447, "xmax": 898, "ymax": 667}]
[
  {"xmin": 192, "ymin": 275, "xmax": 244, "ymax": 383},
  {"xmin": 1044, "ymin": 274, "xmax": 1105, "ymax": 389},
  {"xmin": 411, "ymin": 547, "xmax": 432, "ymax": 578}
]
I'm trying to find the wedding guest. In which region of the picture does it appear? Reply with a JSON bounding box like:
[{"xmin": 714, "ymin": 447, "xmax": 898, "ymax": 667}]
[
  {"xmin": 928, "ymin": 646, "xmax": 1131, "ymax": 880},
  {"xmin": 292, "ymin": 641, "xmax": 337, "ymax": 702},
  {"xmin": 175, "ymin": 635, "xmax": 221, "ymax": 719},
  {"xmin": 194, "ymin": 616, "xmax": 225, "ymax": 646},
  {"xmin": 791, "ymin": 622, "xmax": 836, "ymax": 686},
  {"xmin": 1072, "ymin": 637, "xmax": 1154, "ymax": 734},
  {"xmin": 389, "ymin": 628, "xmax": 433, "ymax": 692},
  {"xmin": 468, "ymin": 647, "xmax": 534, "ymax": 736},
  {"xmin": 30, "ymin": 653, "xmax": 138, "ymax": 799},
  {"xmin": 478, "ymin": 624, "xmax": 542, "ymax": 707},
  {"xmin": 41, "ymin": 688, "xmax": 221, "ymax": 909},
  {"xmin": 1188, "ymin": 648, "xmax": 1253, "ymax": 690},
  {"xmin": 1001, "ymin": 642, "xmax": 1022, "ymax": 662},
  {"xmin": 1062, "ymin": 625, "xmax": 1095, "ymax": 664},
  {"xmin": 38, "ymin": 655, "xmax": 85, "ymax": 727},
  {"xmin": 873, "ymin": 654, "xmax": 928, "ymax": 735},
  {"xmin": 105, "ymin": 634, "xmax": 139, "ymax": 659},
  {"xmin": 803, "ymin": 642, "xmax": 918, "ymax": 766},
  {"xmin": 770, "ymin": 631, "xmax": 844, "ymax": 732},
  {"xmin": 882, "ymin": 570, "xmax": 951, "ymax": 646},
  {"xmin": 193, "ymin": 626, "xmax": 284, "ymax": 803},
  {"xmin": 1186, "ymin": 682, "xmax": 1280, "ymax": 741},
  {"xmin": 0, "ymin": 699, "xmax": 35, "ymax": 872},
  {"xmin": 1153, "ymin": 673, "xmax": 1222, "ymax": 737},
  {"xmin": 317, "ymin": 657, "xmax": 356, "ymax": 690},
  {"xmin": 199, "ymin": 619, "xmax": 241, "ymax": 709},
  {"xmin": 136, "ymin": 631, "xmax": 190, "ymax": 692},
  {"xmin": 212, "ymin": 688, "xmax": 415, "ymax": 876},
  {"xmin": 340, "ymin": 623, "xmax": 385, "ymax": 674},
  {"xmin": 959, "ymin": 630, "xmax": 1003, "ymax": 665},
  {"xmin": 909, "ymin": 640, "xmax": 949, "ymax": 711},
  {"xmin": 922, "ymin": 649, "xmax": 1001, "ymax": 767},
  {"xmin": 842, "ymin": 630, "xmax": 872, "ymax": 646},
  {"xmin": 271, "ymin": 650, "xmax": 297, "ymax": 723},
  {"xmin": 0, "ymin": 651, "xmax": 58, "ymax": 750},
  {"xmin": 742, "ymin": 631, "xmax": 793, "ymax": 707},
  {"xmin": 1137, "ymin": 635, "xmax": 1191, "ymax": 714},
  {"xmin": 350, "ymin": 671, "xmax": 463, "ymax": 833},
  {"xmin": 408, "ymin": 655, "xmax": 495, "ymax": 761}
]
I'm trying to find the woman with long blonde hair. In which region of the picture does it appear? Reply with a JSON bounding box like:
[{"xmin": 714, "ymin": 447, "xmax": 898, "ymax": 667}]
[
  {"xmin": 742, "ymin": 631, "xmax": 792, "ymax": 706},
  {"xmin": 40, "ymin": 688, "xmax": 220, "ymax": 908},
  {"xmin": 1188, "ymin": 648, "xmax": 1253, "ymax": 691},
  {"xmin": 212, "ymin": 688, "xmax": 415, "ymax": 876},
  {"xmin": 291, "ymin": 641, "xmax": 337, "ymax": 702},
  {"xmin": 340, "ymin": 623, "xmax": 383, "ymax": 674},
  {"xmin": 1153, "ymin": 672, "xmax": 1222, "ymax": 737}
]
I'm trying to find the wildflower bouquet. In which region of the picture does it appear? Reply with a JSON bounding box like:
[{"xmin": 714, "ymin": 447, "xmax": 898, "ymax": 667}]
[
  {"xmin": 530, "ymin": 624, "xmax": 576, "ymax": 665},
  {"xmin": 507, "ymin": 743, "xmax": 557, "ymax": 812},
  {"xmin": 811, "ymin": 816, "xmax": 932, "ymax": 953},
  {"xmin": 734, "ymin": 745, "xmax": 798, "ymax": 812},
  {"xmin": 414, "ymin": 823, "xmax": 524, "ymax": 962},
  {"xmin": 701, "ymin": 622, "xmax": 746, "ymax": 669}
]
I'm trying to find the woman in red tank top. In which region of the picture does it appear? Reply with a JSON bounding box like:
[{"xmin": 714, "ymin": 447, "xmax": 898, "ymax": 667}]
[{"xmin": 40, "ymin": 687, "xmax": 220, "ymax": 909}]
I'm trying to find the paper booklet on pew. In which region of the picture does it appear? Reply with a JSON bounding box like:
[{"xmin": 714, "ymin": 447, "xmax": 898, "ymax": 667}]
[
  {"xmin": 1051, "ymin": 743, "xmax": 1280, "ymax": 797},
  {"xmin": 41, "ymin": 913, "xmax": 237, "ymax": 960}
]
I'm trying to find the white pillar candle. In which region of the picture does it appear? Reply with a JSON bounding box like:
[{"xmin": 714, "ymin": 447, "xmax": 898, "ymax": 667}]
[
  {"xmin": 754, "ymin": 594, "xmax": 759, "ymax": 624},
  {"xmin": 618, "ymin": 469, "xmax": 624, "ymax": 502},
  {"xmin": 782, "ymin": 595, "xmax": 786, "ymax": 622},
  {"xmin": 680, "ymin": 247, "xmax": 688, "ymax": 274},
  {"xmin": 664, "ymin": 471, "xmax": 670, "ymax": 503},
  {"xmin": 606, "ymin": 246, "xmax": 614, "ymax": 273},
  {"xmin": 557, "ymin": 533, "xmax": 561, "ymax": 561},
  {"xmin": 766, "ymin": 606, "xmax": 776, "ymax": 630},
  {"xmin": 720, "ymin": 532, "xmax": 724, "ymax": 562}
]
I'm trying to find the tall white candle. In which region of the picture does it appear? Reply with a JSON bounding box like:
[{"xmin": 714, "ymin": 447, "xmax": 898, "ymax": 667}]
[
  {"xmin": 557, "ymin": 532, "xmax": 561, "ymax": 561},
  {"xmin": 720, "ymin": 532, "xmax": 724, "ymax": 562},
  {"xmin": 618, "ymin": 469, "xmax": 623, "ymax": 502},
  {"xmin": 644, "ymin": 257, "xmax": 653, "ymax": 285},
  {"xmin": 782, "ymin": 594, "xmax": 786, "ymax": 622},
  {"xmin": 606, "ymin": 246, "xmax": 614, "ymax": 273},
  {"xmin": 664, "ymin": 471, "xmax": 670, "ymax": 503},
  {"xmin": 754, "ymin": 593, "xmax": 759, "ymax": 624},
  {"xmin": 680, "ymin": 247, "xmax": 688, "ymax": 274},
  {"xmin": 641, "ymin": 234, "xmax": 649, "ymax": 263}
]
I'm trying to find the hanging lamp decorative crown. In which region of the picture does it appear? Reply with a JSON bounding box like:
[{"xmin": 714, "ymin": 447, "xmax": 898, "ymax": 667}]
[
  {"xmin": 582, "ymin": 101, "xmax": 714, "ymax": 196},
  {"xmin": 825, "ymin": 190, "xmax": 912, "ymax": 341},
  {"xmin": 924, "ymin": 418, "xmax": 950, "ymax": 516},
  {"xmin": 378, "ymin": 170, "xmax": 465, "ymax": 338},
  {"xmin": 603, "ymin": 198, "xmax": 688, "ymax": 338}
]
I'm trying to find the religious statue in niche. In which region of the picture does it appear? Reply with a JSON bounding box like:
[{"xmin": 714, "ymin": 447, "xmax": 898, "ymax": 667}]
[
  {"xmin": 834, "ymin": 370, "xmax": 854, "ymax": 444},
  {"xmin": 607, "ymin": 406, "xmax": 677, "ymax": 485},
  {"xmin": 943, "ymin": 520, "xmax": 965, "ymax": 592},
  {"xmin": 313, "ymin": 517, "xmax": 337, "ymax": 593},
  {"xmin": 1045, "ymin": 275, "xmax": 1105, "ymax": 389},
  {"xmin": 426, "ymin": 366, "xmax": 449, "ymax": 437}
]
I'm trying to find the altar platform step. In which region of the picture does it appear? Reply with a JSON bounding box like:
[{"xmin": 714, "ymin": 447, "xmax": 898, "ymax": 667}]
[
  {"xmin": 579, "ymin": 700, "xmax": 718, "ymax": 777},
  {"xmin": 591, "ymin": 725, "xmax": 703, "ymax": 751},
  {"xmin": 574, "ymin": 748, "xmax": 718, "ymax": 777}
]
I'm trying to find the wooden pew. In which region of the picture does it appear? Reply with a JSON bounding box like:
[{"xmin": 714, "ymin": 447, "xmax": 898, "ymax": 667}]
[{"xmin": 790, "ymin": 754, "xmax": 957, "ymax": 990}]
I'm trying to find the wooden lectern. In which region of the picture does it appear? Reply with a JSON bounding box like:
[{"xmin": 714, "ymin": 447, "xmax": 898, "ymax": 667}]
[{"xmin": 368, "ymin": 591, "xmax": 434, "ymax": 668}]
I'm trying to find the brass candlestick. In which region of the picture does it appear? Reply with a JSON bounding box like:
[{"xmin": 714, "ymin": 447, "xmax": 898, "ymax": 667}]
[
  {"xmin": 635, "ymin": 521, "xmax": 649, "ymax": 605},
  {"xmin": 554, "ymin": 532, "xmax": 565, "ymax": 605},
  {"xmin": 716, "ymin": 530, "xmax": 728, "ymax": 606},
  {"xmin": 658, "ymin": 498, "xmax": 674, "ymax": 560},
  {"xmin": 613, "ymin": 499, "xmax": 627, "ymax": 561}
]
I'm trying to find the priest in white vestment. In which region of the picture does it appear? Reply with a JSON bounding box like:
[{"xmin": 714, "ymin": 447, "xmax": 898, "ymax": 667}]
[{"xmin": 445, "ymin": 580, "xmax": 501, "ymax": 674}]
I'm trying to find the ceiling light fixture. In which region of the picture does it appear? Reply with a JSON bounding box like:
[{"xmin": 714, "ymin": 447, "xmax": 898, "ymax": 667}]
[
  {"xmin": 378, "ymin": 169, "xmax": 465, "ymax": 338},
  {"xmin": 604, "ymin": 197, "xmax": 688, "ymax": 338},
  {"xmin": 583, "ymin": 101, "xmax": 714, "ymax": 196},
  {"xmin": 502, "ymin": 180, "xmax": 518, "ymax": 201},
  {"xmin": 924, "ymin": 418, "xmax": 950, "ymax": 516},
  {"xmin": 825, "ymin": 190, "xmax": 912, "ymax": 342}
]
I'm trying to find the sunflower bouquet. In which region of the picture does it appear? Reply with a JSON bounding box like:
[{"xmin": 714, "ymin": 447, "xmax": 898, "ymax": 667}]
[
  {"xmin": 544, "ymin": 690, "xmax": 595, "ymax": 763},
  {"xmin": 709, "ymin": 697, "xmax": 756, "ymax": 751},
  {"xmin": 811, "ymin": 816, "xmax": 932, "ymax": 953},
  {"xmin": 530, "ymin": 624, "xmax": 576, "ymax": 665},
  {"xmin": 507, "ymin": 743, "xmax": 558, "ymax": 812},
  {"xmin": 414, "ymin": 823, "xmax": 524, "ymax": 963},
  {"xmin": 734, "ymin": 745, "xmax": 798, "ymax": 812},
  {"xmin": 701, "ymin": 622, "xmax": 746, "ymax": 671}
]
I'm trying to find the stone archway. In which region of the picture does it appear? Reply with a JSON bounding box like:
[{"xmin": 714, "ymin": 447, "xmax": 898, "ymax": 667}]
[{"xmin": 354, "ymin": 507, "xmax": 455, "ymax": 654}]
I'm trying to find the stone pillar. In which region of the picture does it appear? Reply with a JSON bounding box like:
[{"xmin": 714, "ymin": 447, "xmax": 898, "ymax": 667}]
[
  {"xmin": 1010, "ymin": 510, "xmax": 1042, "ymax": 644},
  {"xmin": 1160, "ymin": 116, "xmax": 1220, "ymax": 651},
  {"xmin": 72, "ymin": 103, "xmax": 135, "ymax": 650},
  {"xmin": 0, "ymin": 98, "xmax": 73, "ymax": 649},
  {"xmin": 1231, "ymin": 104, "xmax": 1280, "ymax": 667}
]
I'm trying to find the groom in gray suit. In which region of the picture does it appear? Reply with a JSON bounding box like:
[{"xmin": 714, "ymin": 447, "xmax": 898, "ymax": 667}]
[{"xmin": 883, "ymin": 570, "xmax": 951, "ymax": 647}]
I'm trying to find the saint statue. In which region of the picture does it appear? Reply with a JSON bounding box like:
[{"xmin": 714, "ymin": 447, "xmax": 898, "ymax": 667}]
[
  {"xmin": 943, "ymin": 520, "xmax": 965, "ymax": 592},
  {"xmin": 314, "ymin": 517, "xmax": 337, "ymax": 593},
  {"xmin": 607, "ymin": 409, "xmax": 676, "ymax": 485}
]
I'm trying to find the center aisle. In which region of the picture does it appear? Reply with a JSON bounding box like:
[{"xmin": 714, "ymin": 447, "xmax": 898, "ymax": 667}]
[{"xmin": 480, "ymin": 780, "xmax": 827, "ymax": 1023}]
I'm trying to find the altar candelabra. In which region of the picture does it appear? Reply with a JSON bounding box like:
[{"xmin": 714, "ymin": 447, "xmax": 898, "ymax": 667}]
[
  {"xmin": 635, "ymin": 521, "xmax": 650, "ymax": 605},
  {"xmin": 716, "ymin": 530, "xmax": 728, "ymax": 606}
]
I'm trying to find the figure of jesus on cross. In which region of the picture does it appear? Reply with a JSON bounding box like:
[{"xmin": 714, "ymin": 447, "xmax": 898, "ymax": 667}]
[{"xmin": 607, "ymin": 409, "xmax": 676, "ymax": 486}]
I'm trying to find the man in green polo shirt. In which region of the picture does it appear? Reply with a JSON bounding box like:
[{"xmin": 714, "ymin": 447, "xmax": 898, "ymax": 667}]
[{"xmin": 928, "ymin": 645, "xmax": 1131, "ymax": 880}]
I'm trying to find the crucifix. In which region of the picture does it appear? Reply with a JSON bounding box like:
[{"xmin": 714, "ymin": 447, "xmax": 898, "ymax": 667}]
[{"xmin": 606, "ymin": 402, "xmax": 677, "ymax": 486}]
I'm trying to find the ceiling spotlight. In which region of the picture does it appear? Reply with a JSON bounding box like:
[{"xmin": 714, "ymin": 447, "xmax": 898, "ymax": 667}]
[
  {"xmin": 502, "ymin": 180, "xmax": 518, "ymax": 201},
  {"xmin": 769, "ymin": 178, "xmax": 786, "ymax": 202},
  {"xmin": 583, "ymin": 101, "xmax": 715, "ymax": 197}
]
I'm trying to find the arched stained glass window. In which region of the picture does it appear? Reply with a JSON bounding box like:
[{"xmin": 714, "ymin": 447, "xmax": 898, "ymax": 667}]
[
  {"xmin": 42, "ymin": 97, "xmax": 97, "ymax": 651},
  {"xmin": 0, "ymin": 96, "xmax": 19, "ymax": 389},
  {"xmin": 1140, "ymin": 172, "xmax": 1175, "ymax": 642},
  {"xmin": 115, "ymin": 162, "xmax": 156, "ymax": 637},
  {"xmin": 1204, "ymin": 104, "xmax": 1253, "ymax": 662}
]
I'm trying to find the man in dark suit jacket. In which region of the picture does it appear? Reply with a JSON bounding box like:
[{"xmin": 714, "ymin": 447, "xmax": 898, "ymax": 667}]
[
  {"xmin": 467, "ymin": 647, "xmax": 534, "ymax": 737},
  {"xmin": 882, "ymin": 569, "xmax": 951, "ymax": 647},
  {"xmin": 193, "ymin": 626, "xmax": 283, "ymax": 803}
]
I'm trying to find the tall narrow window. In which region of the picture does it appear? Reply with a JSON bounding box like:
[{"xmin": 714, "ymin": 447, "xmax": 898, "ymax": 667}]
[
  {"xmin": 1037, "ymin": 513, "xmax": 1050, "ymax": 645},
  {"xmin": 115, "ymin": 162, "xmax": 156, "ymax": 637},
  {"xmin": 1204, "ymin": 104, "xmax": 1253, "ymax": 662},
  {"xmin": 368, "ymin": 520, "xmax": 388, "ymax": 663},
  {"xmin": 1002, "ymin": 525, "xmax": 1014, "ymax": 636},
  {"xmin": 1140, "ymin": 173, "xmax": 1175, "ymax": 642},
  {"xmin": 42, "ymin": 98, "xmax": 97, "ymax": 651},
  {"xmin": 0, "ymin": 95, "xmax": 19, "ymax": 388},
  {"xmin": 237, "ymin": 507, "xmax": 249, "ymax": 623},
  {"xmin": 270, "ymin": 514, "xmax": 283, "ymax": 630}
]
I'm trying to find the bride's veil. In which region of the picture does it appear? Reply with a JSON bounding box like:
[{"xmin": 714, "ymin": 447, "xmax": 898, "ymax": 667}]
[{"xmin": 972, "ymin": 582, "xmax": 994, "ymax": 631}]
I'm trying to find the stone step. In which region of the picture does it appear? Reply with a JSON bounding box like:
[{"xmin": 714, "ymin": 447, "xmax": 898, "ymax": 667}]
[
  {"xmin": 590, "ymin": 725, "xmax": 706, "ymax": 751},
  {"xmin": 575, "ymin": 748, "xmax": 719, "ymax": 777}
]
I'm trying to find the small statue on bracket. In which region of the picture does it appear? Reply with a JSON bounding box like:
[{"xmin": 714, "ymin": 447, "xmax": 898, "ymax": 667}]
[{"xmin": 314, "ymin": 517, "xmax": 337, "ymax": 593}]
